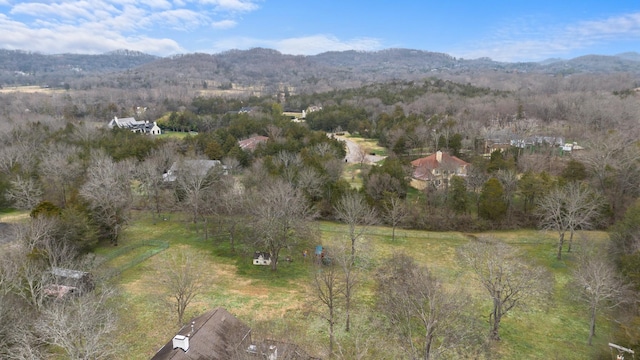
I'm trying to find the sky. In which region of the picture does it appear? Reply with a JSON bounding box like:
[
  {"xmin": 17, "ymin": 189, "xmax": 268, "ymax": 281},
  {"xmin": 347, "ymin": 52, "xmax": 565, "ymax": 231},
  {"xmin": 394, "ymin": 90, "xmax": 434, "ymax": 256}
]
[{"xmin": 0, "ymin": 0, "xmax": 639, "ymax": 62}]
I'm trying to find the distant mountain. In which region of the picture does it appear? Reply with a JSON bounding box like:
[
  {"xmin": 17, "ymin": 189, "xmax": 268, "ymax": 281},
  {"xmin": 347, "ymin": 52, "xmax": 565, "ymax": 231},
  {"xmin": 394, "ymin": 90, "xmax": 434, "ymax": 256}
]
[
  {"xmin": 537, "ymin": 54, "xmax": 640, "ymax": 74},
  {"xmin": 2, "ymin": 47, "xmax": 640, "ymax": 90},
  {"xmin": 0, "ymin": 49, "xmax": 157, "ymax": 73},
  {"xmin": 0, "ymin": 49, "xmax": 158, "ymax": 86},
  {"xmin": 615, "ymin": 52, "xmax": 640, "ymax": 62},
  {"xmin": 538, "ymin": 58, "xmax": 564, "ymax": 66}
]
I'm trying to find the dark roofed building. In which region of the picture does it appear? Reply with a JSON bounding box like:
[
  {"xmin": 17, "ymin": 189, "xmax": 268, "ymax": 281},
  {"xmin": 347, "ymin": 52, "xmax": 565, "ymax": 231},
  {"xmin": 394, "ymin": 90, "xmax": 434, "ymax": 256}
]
[
  {"xmin": 150, "ymin": 307, "xmax": 252, "ymax": 360},
  {"xmin": 151, "ymin": 308, "xmax": 320, "ymax": 360},
  {"xmin": 51, "ymin": 267, "xmax": 94, "ymax": 292},
  {"xmin": 247, "ymin": 340, "xmax": 321, "ymax": 360}
]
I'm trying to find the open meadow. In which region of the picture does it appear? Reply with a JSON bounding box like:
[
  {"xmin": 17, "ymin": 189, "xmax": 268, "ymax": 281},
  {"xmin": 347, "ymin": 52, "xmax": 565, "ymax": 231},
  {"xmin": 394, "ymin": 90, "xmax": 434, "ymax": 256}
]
[{"xmin": 100, "ymin": 211, "xmax": 614, "ymax": 360}]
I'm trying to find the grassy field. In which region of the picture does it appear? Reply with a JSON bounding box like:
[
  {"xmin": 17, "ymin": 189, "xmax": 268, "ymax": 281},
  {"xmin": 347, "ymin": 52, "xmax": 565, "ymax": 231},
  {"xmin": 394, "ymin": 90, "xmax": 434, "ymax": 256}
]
[{"xmin": 100, "ymin": 211, "xmax": 614, "ymax": 359}]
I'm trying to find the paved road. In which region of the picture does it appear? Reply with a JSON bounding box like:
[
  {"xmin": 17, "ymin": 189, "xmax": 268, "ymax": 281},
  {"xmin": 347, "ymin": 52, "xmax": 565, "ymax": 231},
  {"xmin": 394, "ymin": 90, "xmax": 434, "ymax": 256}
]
[{"xmin": 335, "ymin": 135, "xmax": 386, "ymax": 164}]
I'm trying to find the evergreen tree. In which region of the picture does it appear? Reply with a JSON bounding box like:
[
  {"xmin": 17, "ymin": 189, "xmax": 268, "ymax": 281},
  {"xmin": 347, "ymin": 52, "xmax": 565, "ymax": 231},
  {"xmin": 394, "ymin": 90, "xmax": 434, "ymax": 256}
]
[
  {"xmin": 479, "ymin": 177, "xmax": 507, "ymax": 221},
  {"xmin": 448, "ymin": 175, "xmax": 468, "ymax": 214}
]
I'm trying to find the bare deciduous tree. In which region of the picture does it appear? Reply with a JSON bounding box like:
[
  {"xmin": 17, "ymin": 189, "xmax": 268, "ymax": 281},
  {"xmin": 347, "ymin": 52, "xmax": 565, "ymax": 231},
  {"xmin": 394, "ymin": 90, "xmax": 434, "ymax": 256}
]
[
  {"xmin": 39, "ymin": 144, "xmax": 83, "ymax": 207},
  {"xmin": 577, "ymin": 134, "xmax": 640, "ymax": 220},
  {"xmin": 312, "ymin": 263, "xmax": 343, "ymax": 357},
  {"xmin": 572, "ymin": 241, "xmax": 630, "ymax": 345},
  {"xmin": 352, "ymin": 145, "xmax": 367, "ymax": 168},
  {"xmin": 173, "ymin": 158, "xmax": 221, "ymax": 225},
  {"xmin": 382, "ymin": 195, "xmax": 409, "ymax": 241},
  {"xmin": 215, "ymin": 176, "xmax": 248, "ymax": 252},
  {"xmin": 377, "ymin": 253, "xmax": 479, "ymax": 359},
  {"xmin": 465, "ymin": 165, "xmax": 488, "ymax": 214},
  {"xmin": 333, "ymin": 192, "xmax": 377, "ymax": 265},
  {"xmin": 251, "ymin": 179, "xmax": 317, "ymax": 271},
  {"xmin": 37, "ymin": 288, "xmax": 118, "ymax": 360},
  {"xmin": 331, "ymin": 240, "xmax": 371, "ymax": 334},
  {"xmin": 458, "ymin": 238, "xmax": 551, "ymax": 341},
  {"xmin": 135, "ymin": 144, "xmax": 176, "ymax": 219},
  {"xmin": 79, "ymin": 152, "xmax": 133, "ymax": 246},
  {"xmin": 496, "ymin": 169, "xmax": 518, "ymax": 223},
  {"xmin": 274, "ymin": 150, "xmax": 303, "ymax": 183},
  {"xmin": 537, "ymin": 183, "xmax": 601, "ymax": 259},
  {"xmin": 6, "ymin": 176, "xmax": 42, "ymax": 211},
  {"xmin": 297, "ymin": 166, "xmax": 326, "ymax": 201},
  {"xmin": 157, "ymin": 250, "xmax": 205, "ymax": 325}
]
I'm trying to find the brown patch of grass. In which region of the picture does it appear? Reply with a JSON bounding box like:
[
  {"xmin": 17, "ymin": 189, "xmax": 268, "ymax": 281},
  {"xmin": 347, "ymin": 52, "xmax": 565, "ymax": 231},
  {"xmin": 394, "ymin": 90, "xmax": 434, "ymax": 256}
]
[
  {"xmin": 0, "ymin": 211, "xmax": 30, "ymax": 223},
  {"xmin": 0, "ymin": 85, "xmax": 65, "ymax": 94}
]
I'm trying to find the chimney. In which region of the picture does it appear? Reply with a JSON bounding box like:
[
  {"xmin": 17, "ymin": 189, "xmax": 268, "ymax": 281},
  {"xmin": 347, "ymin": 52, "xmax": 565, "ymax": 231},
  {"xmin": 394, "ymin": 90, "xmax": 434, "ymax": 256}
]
[
  {"xmin": 172, "ymin": 335, "xmax": 190, "ymax": 352},
  {"xmin": 268, "ymin": 345, "xmax": 278, "ymax": 360},
  {"xmin": 436, "ymin": 151, "xmax": 443, "ymax": 163}
]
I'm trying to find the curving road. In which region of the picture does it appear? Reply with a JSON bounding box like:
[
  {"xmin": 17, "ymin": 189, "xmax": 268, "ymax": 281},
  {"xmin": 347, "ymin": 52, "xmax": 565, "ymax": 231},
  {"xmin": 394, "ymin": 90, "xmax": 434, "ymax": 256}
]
[{"xmin": 334, "ymin": 135, "xmax": 386, "ymax": 164}]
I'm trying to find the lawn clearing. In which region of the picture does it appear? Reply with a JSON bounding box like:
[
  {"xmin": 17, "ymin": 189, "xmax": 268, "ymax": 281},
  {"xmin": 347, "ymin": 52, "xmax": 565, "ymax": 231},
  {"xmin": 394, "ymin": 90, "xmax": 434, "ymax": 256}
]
[{"xmin": 107, "ymin": 212, "xmax": 615, "ymax": 359}]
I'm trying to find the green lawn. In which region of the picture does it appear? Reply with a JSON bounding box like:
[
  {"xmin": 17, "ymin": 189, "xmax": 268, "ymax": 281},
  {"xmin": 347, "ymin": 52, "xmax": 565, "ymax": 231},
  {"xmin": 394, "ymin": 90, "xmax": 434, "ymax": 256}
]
[{"xmin": 104, "ymin": 212, "xmax": 614, "ymax": 359}]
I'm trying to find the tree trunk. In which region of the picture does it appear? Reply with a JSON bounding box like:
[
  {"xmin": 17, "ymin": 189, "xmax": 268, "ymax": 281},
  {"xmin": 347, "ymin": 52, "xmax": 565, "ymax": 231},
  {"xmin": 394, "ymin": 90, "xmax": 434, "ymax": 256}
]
[
  {"xmin": 329, "ymin": 303, "xmax": 335, "ymax": 358},
  {"xmin": 204, "ymin": 216, "xmax": 208, "ymax": 241},
  {"xmin": 490, "ymin": 299, "xmax": 502, "ymax": 341},
  {"xmin": 345, "ymin": 295, "xmax": 351, "ymax": 332},
  {"xmin": 588, "ymin": 305, "xmax": 597, "ymax": 345},
  {"xmin": 229, "ymin": 222, "xmax": 236, "ymax": 252},
  {"xmin": 556, "ymin": 232, "xmax": 565, "ymax": 260},
  {"xmin": 270, "ymin": 249, "xmax": 279, "ymax": 271},
  {"xmin": 567, "ymin": 229, "xmax": 575, "ymax": 253},
  {"xmin": 351, "ymin": 238, "xmax": 356, "ymax": 266},
  {"xmin": 424, "ymin": 331, "xmax": 434, "ymax": 360}
]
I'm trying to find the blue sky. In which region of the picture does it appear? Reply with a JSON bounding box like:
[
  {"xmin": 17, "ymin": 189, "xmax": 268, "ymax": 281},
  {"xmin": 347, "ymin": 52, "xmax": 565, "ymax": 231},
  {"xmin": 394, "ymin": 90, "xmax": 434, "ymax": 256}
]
[{"xmin": 0, "ymin": 0, "xmax": 639, "ymax": 62}]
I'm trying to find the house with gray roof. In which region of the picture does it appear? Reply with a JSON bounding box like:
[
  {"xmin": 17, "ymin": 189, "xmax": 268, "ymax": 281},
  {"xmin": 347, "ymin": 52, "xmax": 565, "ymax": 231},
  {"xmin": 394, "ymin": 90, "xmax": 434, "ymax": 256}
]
[
  {"xmin": 162, "ymin": 159, "xmax": 225, "ymax": 182},
  {"xmin": 150, "ymin": 307, "xmax": 320, "ymax": 360},
  {"xmin": 108, "ymin": 116, "xmax": 161, "ymax": 135},
  {"xmin": 150, "ymin": 307, "xmax": 252, "ymax": 360}
]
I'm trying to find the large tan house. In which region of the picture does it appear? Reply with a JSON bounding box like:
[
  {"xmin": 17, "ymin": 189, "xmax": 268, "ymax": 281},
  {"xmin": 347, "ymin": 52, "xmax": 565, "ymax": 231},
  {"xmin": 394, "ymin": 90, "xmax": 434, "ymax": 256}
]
[{"xmin": 411, "ymin": 151, "xmax": 470, "ymax": 190}]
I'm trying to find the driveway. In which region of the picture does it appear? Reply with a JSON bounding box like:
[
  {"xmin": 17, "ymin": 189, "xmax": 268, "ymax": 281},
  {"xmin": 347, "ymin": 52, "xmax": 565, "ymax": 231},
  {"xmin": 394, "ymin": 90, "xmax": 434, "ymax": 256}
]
[{"xmin": 335, "ymin": 135, "xmax": 386, "ymax": 164}]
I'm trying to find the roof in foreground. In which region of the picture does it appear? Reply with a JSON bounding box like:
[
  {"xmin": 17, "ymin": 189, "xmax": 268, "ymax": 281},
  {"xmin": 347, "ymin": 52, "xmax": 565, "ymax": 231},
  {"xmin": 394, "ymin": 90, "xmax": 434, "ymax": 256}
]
[{"xmin": 150, "ymin": 307, "xmax": 251, "ymax": 360}]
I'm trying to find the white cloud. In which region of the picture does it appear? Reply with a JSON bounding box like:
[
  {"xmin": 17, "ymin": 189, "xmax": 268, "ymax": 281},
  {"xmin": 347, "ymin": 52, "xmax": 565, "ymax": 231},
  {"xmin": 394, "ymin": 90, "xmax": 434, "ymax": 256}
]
[
  {"xmin": 140, "ymin": 0, "xmax": 173, "ymax": 10},
  {"xmin": 212, "ymin": 19, "xmax": 236, "ymax": 29},
  {"xmin": 150, "ymin": 9, "xmax": 209, "ymax": 30},
  {"xmin": 566, "ymin": 12, "xmax": 640, "ymax": 41},
  {"xmin": 11, "ymin": 2, "xmax": 101, "ymax": 21},
  {"xmin": 211, "ymin": 34, "xmax": 383, "ymax": 55},
  {"xmin": 275, "ymin": 35, "xmax": 383, "ymax": 55},
  {"xmin": 456, "ymin": 11, "xmax": 640, "ymax": 62},
  {"xmin": 198, "ymin": 0, "xmax": 259, "ymax": 12},
  {"xmin": 0, "ymin": 13, "xmax": 183, "ymax": 55}
]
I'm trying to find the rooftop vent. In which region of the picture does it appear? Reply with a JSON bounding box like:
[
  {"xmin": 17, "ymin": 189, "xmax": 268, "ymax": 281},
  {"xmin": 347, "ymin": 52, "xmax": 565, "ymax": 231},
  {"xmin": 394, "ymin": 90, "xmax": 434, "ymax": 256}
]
[{"xmin": 172, "ymin": 335, "xmax": 189, "ymax": 352}]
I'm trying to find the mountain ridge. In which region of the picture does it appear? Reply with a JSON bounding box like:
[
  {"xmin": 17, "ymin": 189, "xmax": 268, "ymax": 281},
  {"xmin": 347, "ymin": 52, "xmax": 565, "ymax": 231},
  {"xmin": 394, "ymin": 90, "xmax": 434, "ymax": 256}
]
[{"xmin": 1, "ymin": 48, "xmax": 639, "ymax": 90}]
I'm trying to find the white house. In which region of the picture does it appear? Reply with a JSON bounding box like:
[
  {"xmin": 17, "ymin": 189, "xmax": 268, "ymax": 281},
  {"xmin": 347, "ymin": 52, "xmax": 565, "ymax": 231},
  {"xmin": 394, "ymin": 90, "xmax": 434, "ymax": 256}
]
[
  {"xmin": 253, "ymin": 252, "xmax": 272, "ymax": 266},
  {"xmin": 108, "ymin": 116, "xmax": 161, "ymax": 135}
]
